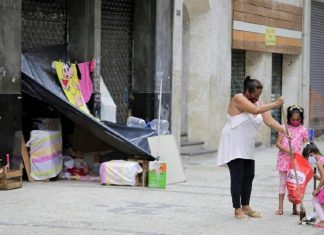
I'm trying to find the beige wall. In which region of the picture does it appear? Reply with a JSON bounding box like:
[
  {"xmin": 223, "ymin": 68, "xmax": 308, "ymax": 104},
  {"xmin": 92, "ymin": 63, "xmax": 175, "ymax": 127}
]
[
  {"xmin": 302, "ymin": 0, "xmax": 311, "ymax": 127},
  {"xmin": 246, "ymin": 51, "xmax": 272, "ymax": 146},
  {"xmin": 171, "ymin": 0, "xmax": 184, "ymax": 146},
  {"xmin": 282, "ymin": 55, "xmax": 303, "ymax": 107},
  {"xmin": 207, "ymin": 0, "xmax": 232, "ymax": 148},
  {"xmin": 179, "ymin": 0, "xmax": 232, "ymax": 148},
  {"xmin": 186, "ymin": 9, "xmax": 213, "ymax": 144}
]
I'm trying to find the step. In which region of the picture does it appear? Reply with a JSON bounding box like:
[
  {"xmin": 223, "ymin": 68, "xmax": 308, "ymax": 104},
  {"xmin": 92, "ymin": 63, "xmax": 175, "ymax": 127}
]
[
  {"xmin": 255, "ymin": 141, "xmax": 262, "ymax": 147},
  {"xmin": 181, "ymin": 140, "xmax": 205, "ymax": 147},
  {"xmin": 181, "ymin": 135, "xmax": 188, "ymax": 144},
  {"xmin": 180, "ymin": 145, "xmax": 217, "ymax": 156},
  {"xmin": 181, "ymin": 133, "xmax": 188, "ymax": 137},
  {"xmin": 180, "ymin": 142, "xmax": 204, "ymax": 153}
]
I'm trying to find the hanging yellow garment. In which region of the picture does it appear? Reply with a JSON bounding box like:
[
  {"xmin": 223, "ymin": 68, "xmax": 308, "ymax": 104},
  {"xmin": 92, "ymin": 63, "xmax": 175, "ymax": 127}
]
[{"xmin": 54, "ymin": 61, "xmax": 90, "ymax": 115}]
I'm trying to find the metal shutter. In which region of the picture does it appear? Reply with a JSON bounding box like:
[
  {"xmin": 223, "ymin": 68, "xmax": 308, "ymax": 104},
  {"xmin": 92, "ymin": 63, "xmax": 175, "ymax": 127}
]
[
  {"xmin": 231, "ymin": 49, "xmax": 246, "ymax": 97},
  {"xmin": 310, "ymin": 1, "xmax": 324, "ymax": 135},
  {"xmin": 101, "ymin": 0, "xmax": 134, "ymax": 124},
  {"xmin": 22, "ymin": 0, "xmax": 68, "ymax": 51},
  {"xmin": 271, "ymin": 53, "xmax": 283, "ymax": 144}
]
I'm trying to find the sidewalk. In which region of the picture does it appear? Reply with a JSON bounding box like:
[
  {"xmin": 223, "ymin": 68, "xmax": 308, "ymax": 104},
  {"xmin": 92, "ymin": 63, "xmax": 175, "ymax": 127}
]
[
  {"xmin": 0, "ymin": 145, "xmax": 323, "ymax": 235},
  {"xmin": 183, "ymin": 145, "xmax": 321, "ymax": 235}
]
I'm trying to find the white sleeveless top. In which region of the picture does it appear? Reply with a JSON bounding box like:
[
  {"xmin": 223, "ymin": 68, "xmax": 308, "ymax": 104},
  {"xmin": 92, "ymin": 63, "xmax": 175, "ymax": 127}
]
[{"xmin": 216, "ymin": 112, "xmax": 263, "ymax": 166}]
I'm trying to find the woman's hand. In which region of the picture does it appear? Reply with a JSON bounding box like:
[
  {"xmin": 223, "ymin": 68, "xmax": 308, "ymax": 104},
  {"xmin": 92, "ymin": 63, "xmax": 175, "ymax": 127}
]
[
  {"xmin": 275, "ymin": 96, "xmax": 284, "ymax": 107},
  {"xmin": 285, "ymin": 133, "xmax": 292, "ymax": 141},
  {"xmin": 313, "ymin": 189, "xmax": 320, "ymax": 197},
  {"xmin": 314, "ymin": 175, "xmax": 321, "ymax": 181}
]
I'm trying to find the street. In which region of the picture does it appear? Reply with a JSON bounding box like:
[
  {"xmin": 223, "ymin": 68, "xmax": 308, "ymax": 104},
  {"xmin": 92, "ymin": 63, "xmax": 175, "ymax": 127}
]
[
  {"xmin": 1, "ymin": 145, "xmax": 324, "ymax": 235},
  {"xmin": 0, "ymin": 0, "xmax": 323, "ymax": 234}
]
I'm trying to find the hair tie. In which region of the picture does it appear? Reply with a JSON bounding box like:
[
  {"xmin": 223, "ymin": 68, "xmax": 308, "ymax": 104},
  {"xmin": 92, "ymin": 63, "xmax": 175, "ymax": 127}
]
[{"xmin": 289, "ymin": 105, "xmax": 303, "ymax": 113}]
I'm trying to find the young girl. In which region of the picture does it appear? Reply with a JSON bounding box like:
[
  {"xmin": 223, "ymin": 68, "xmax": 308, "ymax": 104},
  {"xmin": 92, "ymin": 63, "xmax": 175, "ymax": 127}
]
[
  {"xmin": 303, "ymin": 143, "xmax": 324, "ymax": 228},
  {"xmin": 275, "ymin": 105, "xmax": 309, "ymax": 215}
]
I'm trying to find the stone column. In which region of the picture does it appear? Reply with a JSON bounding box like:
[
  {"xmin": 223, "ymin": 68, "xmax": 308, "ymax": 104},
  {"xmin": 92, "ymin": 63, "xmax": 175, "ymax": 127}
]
[
  {"xmin": 171, "ymin": 0, "xmax": 183, "ymax": 146},
  {"xmin": 187, "ymin": 16, "xmax": 212, "ymax": 143},
  {"xmin": 154, "ymin": 0, "xmax": 172, "ymax": 125},
  {"xmin": 302, "ymin": 0, "xmax": 311, "ymax": 127},
  {"xmin": 132, "ymin": 0, "xmax": 173, "ymax": 129},
  {"xmin": 184, "ymin": 0, "xmax": 212, "ymax": 144},
  {"xmin": 282, "ymin": 55, "xmax": 303, "ymax": 107},
  {"xmin": 207, "ymin": 0, "xmax": 232, "ymax": 149},
  {"xmin": 0, "ymin": 0, "xmax": 22, "ymax": 158},
  {"xmin": 0, "ymin": 0, "xmax": 21, "ymax": 95},
  {"xmin": 68, "ymin": 0, "xmax": 101, "ymax": 117},
  {"xmin": 132, "ymin": 0, "xmax": 155, "ymax": 121},
  {"xmin": 246, "ymin": 51, "xmax": 272, "ymax": 146}
]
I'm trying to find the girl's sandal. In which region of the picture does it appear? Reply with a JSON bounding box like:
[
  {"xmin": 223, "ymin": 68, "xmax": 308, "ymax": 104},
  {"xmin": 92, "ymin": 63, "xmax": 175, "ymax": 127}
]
[
  {"xmin": 275, "ymin": 210, "xmax": 283, "ymax": 215},
  {"xmin": 244, "ymin": 210, "xmax": 262, "ymax": 218},
  {"xmin": 314, "ymin": 223, "xmax": 324, "ymax": 228}
]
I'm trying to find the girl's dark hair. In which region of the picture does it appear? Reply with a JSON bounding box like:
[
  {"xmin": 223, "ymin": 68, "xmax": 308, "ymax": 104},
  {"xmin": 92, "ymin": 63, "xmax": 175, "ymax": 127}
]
[
  {"xmin": 287, "ymin": 105, "xmax": 304, "ymax": 125},
  {"xmin": 243, "ymin": 76, "xmax": 263, "ymax": 93},
  {"xmin": 302, "ymin": 142, "xmax": 321, "ymax": 157}
]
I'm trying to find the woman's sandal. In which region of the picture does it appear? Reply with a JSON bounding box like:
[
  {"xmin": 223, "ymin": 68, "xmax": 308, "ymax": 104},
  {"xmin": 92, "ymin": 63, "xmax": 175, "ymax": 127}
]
[
  {"xmin": 244, "ymin": 210, "xmax": 262, "ymax": 218},
  {"xmin": 234, "ymin": 213, "xmax": 248, "ymax": 219},
  {"xmin": 275, "ymin": 210, "xmax": 283, "ymax": 215}
]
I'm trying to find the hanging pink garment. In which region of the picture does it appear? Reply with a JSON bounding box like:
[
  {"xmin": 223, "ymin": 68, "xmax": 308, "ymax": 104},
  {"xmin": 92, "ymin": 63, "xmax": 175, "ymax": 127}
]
[
  {"xmin": 89, "ymin": 60, "xmax": 96, "ymax": 72},
  {"xmin": 77, "ymin": 62, "xmax": 93, "ymax": 103}
]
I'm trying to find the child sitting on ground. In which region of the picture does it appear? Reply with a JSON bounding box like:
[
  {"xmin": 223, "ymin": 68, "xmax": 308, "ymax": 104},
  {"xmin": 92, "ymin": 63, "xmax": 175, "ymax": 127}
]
[
  {"xmin": 303, "ymin": 142, "xmax": 324, "ymax": 228},
  {"xmin": 275, "ymin": 105, "xmax": 309, "ymax": 215}
]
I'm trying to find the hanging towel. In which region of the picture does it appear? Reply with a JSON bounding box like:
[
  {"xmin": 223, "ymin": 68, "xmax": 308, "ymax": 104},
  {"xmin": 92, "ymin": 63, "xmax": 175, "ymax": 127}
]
[
  {"xmin": 54, "ymin": 61, "xmax": 90, "ymax": 114},
  {"xmin": 77, "ymin": 62, "xmax": 93, "ymax": 103}
]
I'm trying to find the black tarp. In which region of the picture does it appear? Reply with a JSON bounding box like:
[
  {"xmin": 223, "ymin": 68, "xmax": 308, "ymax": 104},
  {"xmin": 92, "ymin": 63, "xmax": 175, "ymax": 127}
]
[{"xmin": 21, "ymin": 45, "xmax": 156, "ymax": 160}]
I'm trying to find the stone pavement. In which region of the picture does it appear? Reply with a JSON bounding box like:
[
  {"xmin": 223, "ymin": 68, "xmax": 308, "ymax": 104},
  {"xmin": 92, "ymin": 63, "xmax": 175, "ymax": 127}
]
[{"xmin": 1, "ymin": 145, "xmax": 324, "ymax": 235}]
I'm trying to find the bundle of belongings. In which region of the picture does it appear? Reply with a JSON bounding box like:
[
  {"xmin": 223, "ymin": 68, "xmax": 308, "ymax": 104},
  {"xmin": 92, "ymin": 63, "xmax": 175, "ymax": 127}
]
[
  {"xmin": 26, "ymin": 119, "xmax": 63, "ymax": 180},
  {"xmin": 100, "ymin": 160, "xmax": 143, "ymax": 186},
  {"xmin": 26, "ymin": 129, "xmax": 63, "ymax": 180},
  {"xmin": 59, "ymin": 150, "xmax": 100, "ymax": 181},
  {"xmin": 22, "ymin": 46, "xmax": 156, "ymax": 185},
  {"xmin": 26, "ymin": 119, "xmax": 144, "ymax": 185},
  {"xmin": 25, "ymin": 118, "xmax": 101, "ymax": 181}
]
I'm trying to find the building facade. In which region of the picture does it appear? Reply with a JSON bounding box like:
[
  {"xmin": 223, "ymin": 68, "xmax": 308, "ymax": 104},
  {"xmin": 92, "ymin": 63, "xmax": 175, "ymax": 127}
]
[
  {"xmin": 1, "ymin": 0, "xmax": 324, "ymax": 159},
  {"xmin": 172, "ymin": 0, "xmax": 324, "ymax": 152},
  {"xmin": 0, "ymin": 0, "xmax": 173, "ymax": 159}
]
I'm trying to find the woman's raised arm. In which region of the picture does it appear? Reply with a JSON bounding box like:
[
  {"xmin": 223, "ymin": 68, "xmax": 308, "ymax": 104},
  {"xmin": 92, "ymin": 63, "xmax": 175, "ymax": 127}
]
[
  {"xmin": 233, "ymin": 95, "xmax": 284, "ymax": 115},
  {"xmin": 262, "ymin": 110, "xmax": 285, "ymax": 133}
]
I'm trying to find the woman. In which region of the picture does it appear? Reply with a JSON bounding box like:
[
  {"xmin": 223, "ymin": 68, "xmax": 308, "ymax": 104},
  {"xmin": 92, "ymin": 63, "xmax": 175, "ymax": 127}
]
[{"xmin": 217, "ymin": 76, "xmax": 285, "ymax": 219}]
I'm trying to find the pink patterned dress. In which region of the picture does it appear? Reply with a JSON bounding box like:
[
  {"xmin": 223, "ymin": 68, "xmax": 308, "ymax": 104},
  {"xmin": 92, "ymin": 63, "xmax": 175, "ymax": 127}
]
[{"xmin": 276, "ymin": 124, "xmax": 308, "ymax": 171}]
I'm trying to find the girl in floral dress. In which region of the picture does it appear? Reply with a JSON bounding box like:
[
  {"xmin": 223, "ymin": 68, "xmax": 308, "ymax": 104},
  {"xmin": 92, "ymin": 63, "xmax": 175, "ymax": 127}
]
[{"xmin": 275, "ymin": 105, "xmax": 309, "ymax": 215}]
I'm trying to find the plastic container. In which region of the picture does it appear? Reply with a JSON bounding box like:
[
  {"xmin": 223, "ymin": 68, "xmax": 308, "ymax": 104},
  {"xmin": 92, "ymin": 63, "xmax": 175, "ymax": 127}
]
[
  {"xmin": 126, "ymin": 116, "xmax": 146, "ymax": 128},
  {"xmin": 150, "ymin": 119, "xmax": 170, "ymax": 135},
  {"xmin": 308, "ymin": 128, "xmax": 315, "ymax": 142}
]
